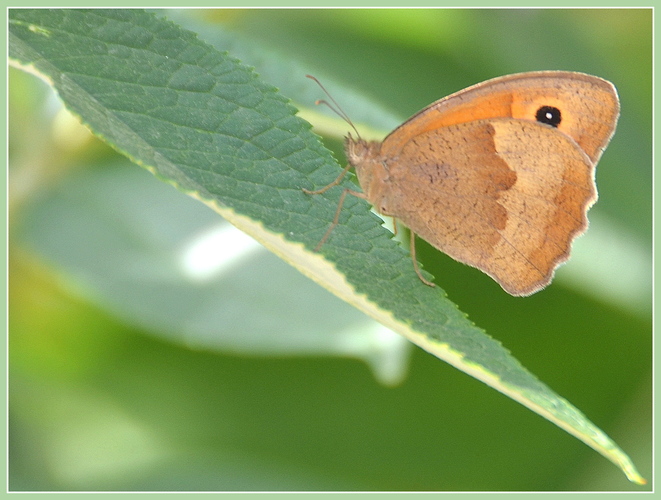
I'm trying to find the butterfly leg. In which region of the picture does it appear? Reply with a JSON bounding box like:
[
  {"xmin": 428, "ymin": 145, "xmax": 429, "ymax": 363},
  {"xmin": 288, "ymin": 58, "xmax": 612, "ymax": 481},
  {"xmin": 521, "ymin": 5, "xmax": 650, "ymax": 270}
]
[
  {"xmin": 409, "ymin": 230, "xmax": 435, "ymax": 287},
  {"xmin": 302, "ymin": 163, "xmax": 353, "ymax": 195},
  {"xmin": 303, "ymin": 164, "xmax": 367, "ymax": 250},
  {"xmin": 311, "ymin": 187, "xmax": 367, "ymax": 251}
]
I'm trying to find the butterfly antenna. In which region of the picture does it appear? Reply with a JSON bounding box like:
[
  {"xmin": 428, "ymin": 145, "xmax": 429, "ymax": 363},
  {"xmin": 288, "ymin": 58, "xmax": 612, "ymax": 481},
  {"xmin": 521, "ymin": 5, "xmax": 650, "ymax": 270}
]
[{"xmin": 306, "ymin": 75, "xmax": 361, "ymax": 139}]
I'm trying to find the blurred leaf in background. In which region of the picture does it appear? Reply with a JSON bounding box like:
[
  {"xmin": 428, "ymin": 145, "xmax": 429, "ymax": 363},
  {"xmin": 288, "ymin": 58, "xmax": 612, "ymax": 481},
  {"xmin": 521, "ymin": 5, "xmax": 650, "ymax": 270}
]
[{"xmin": 9, "ymin": 9, "xmax": 651, "ymax": 491}]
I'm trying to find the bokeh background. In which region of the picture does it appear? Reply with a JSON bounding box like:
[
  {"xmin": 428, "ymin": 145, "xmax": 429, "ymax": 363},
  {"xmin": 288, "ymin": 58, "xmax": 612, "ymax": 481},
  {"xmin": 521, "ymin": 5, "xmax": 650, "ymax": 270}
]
[{"xmin": 9, "ymin": 9, "xmax": 651, "ymax": 491}]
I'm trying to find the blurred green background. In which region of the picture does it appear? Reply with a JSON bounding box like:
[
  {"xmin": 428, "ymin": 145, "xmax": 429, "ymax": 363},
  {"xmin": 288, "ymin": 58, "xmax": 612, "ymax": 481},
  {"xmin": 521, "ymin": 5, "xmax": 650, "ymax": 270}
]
[{"xmin": 9, "ymin": 9, "xmax": 651, "ymax": 491}]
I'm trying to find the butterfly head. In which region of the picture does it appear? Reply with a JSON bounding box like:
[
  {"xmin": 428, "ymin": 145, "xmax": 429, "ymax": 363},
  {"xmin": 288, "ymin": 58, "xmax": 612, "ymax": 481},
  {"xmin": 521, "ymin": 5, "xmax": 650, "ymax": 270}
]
[{"xmin": 344, "ymin": 133, "xmax": 381, "ymax": 168}]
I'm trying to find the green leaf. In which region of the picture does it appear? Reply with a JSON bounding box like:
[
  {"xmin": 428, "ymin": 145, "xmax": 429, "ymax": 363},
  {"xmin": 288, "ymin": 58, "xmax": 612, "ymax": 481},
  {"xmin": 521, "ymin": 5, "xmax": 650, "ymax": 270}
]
[
  {"xmin": 162, "ymin": 9, "xmax": 405, "ymax": 138},
  {"xmin": 9, "ymin": 8, "xmax": 645, "ymax": 485}
]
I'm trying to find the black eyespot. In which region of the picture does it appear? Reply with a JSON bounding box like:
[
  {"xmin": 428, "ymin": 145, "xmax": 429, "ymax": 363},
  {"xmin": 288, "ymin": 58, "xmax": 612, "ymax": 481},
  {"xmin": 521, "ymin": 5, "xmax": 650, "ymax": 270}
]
[{"xmin": 535, "ymin": 105, "xmax": 562, "ymax": 128}]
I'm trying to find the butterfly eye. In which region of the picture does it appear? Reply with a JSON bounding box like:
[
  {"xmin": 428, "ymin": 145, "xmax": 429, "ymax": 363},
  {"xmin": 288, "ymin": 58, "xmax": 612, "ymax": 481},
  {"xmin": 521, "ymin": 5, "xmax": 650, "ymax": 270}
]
[{"xmin": 535, "ymin": 105, "xmax": 562, "ymax": 127}]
